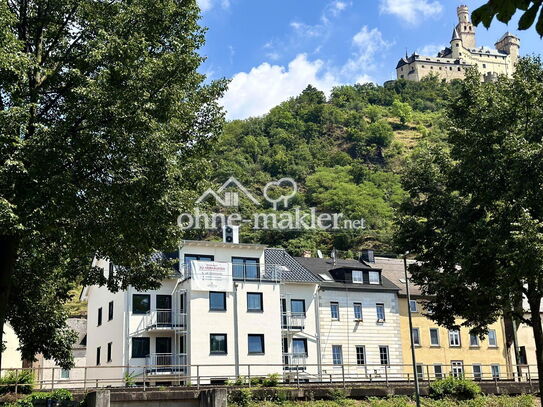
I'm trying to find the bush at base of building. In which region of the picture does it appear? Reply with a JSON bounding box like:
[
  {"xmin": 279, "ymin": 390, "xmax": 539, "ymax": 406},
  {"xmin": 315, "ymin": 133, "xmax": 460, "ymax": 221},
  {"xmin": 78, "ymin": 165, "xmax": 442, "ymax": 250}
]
[
  {"xmin": 0, "ymin": 371, "xmax": 34, "ymax": 395},
  {"xmin": 429, "ymin": 377, "xmax": 482, "ymax": 400},
  {"xmin": 5, "ymin": 389, "xmax": 73, "ymax": 407}
]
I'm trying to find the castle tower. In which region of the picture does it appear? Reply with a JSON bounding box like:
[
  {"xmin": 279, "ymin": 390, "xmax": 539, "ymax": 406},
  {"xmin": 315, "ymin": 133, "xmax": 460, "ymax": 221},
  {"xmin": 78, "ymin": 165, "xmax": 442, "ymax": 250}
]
[
  {"xmin": 495, "ymin": 32, "xmax": 520, "ymax": 66},
  {"xmin": 450, "ymin": 27, "xmax": 462, "ymax": 59},
  {"xmin": 456, "ymin": 5, "xmax": 476, "ymax": 49}
]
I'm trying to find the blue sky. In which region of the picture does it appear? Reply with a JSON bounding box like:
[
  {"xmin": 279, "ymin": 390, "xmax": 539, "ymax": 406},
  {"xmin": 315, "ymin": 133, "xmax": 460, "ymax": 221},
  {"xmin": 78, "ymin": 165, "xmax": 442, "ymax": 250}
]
[{"xmin": 197, "ymin": 0, "xmax": 542, "ymax": 120}]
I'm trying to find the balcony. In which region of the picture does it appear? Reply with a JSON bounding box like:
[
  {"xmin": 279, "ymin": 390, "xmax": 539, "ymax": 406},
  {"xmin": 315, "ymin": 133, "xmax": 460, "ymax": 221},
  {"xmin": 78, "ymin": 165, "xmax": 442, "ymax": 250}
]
[
  {"xmin": 282, "ymin": 312, "xmax": 306, "ymax": 331},
  {"xmin": 141, "ymin": 310, "xmax": 187, "ymax": 332},
  {"xmin": 283, "ymin": 353, "xmax": 307, "ymax": 370},
  {"xmin": 180, "ymin": 262, "xmax": 281, "ymax": 282},
  {"xmin": 145, "ymin": 353, "xmax": 188, "ymax": 375}
]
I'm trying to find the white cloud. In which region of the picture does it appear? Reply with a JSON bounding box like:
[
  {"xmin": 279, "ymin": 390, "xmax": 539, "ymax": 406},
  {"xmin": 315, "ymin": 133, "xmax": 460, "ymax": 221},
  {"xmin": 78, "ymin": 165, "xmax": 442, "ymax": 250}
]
[
  {"xmin": 379, "ymin": 0, "xmax": 442, "ymax": 24},
  {"xmin": 197, "ymin": 0, "xmax": 230, "ymax": 12},
  {"xmin": 342, "ymin": 26, "xmax": 393, "ymax": 76},
  {"xmin": 418, "ymin": 43, "xmax": 446, "ymax": 56},
  {"xmin": 221, "ymin": 54, "xmax": 341, "ymax": 120}
]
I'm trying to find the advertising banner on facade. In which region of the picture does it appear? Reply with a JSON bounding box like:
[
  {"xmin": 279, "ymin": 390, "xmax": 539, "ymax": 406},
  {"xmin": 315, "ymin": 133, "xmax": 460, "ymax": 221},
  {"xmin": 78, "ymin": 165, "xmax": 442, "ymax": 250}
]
[{"xmin": 190, "ymin": 261, "xmax": 233, "ymax": 292}]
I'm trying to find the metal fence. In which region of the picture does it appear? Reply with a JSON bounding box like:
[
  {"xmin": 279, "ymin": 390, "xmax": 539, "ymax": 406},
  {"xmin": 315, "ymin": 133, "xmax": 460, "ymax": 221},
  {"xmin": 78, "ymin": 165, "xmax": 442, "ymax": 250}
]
[{"xmin": 2, "ymin": 363, "xmax": 539, "ymax": 392}]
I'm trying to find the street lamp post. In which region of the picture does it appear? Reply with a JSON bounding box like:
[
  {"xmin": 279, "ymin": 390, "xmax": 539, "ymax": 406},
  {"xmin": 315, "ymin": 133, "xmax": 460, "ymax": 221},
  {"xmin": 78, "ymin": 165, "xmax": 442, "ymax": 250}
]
[{"xmin": 404, "ymin": 253, "xmax": 421, "ymax": 407}]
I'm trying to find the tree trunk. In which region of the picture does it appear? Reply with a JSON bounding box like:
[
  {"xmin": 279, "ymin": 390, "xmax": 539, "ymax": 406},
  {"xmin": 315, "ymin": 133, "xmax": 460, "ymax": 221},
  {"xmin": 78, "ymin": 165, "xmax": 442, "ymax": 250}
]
[
  {"xmin": 0, "ymin": 236, "xmax": 17, "ymax": 371},
  {"xmin": 528, "ymin": 295, "xmax": 543, "ymax": 398}
]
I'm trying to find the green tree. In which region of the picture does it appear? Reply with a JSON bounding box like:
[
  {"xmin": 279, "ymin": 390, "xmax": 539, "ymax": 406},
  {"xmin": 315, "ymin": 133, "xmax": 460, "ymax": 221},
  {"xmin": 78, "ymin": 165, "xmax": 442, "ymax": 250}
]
[
  {"xmin": 473, "ymin": 0, "xmax": 543, "ymax": 36},
  {"xmin": 396, "ymin": 58, "xmax": 543, "ymax": 396},
  {"xmin": 0, "ymin": 0, "xmax": 226, "ymax": 368},
  {"xmin": 391, "ymin": 99, "xmax": 413, "ymax": 125}
]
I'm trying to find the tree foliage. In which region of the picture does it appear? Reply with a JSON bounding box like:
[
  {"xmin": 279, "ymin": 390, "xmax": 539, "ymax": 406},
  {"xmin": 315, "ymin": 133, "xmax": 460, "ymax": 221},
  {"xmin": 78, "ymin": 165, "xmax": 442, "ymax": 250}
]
[
  {"xmin": 0, "ymin": 0, "xmax": 226, "ymax": 367},
  {"xmin": 396, "ymin": 57, "xmax": 543, "ymax": 393},
  {"xmin": 473, "ymin": 0, "xmax": 543, "ymax": 36}
]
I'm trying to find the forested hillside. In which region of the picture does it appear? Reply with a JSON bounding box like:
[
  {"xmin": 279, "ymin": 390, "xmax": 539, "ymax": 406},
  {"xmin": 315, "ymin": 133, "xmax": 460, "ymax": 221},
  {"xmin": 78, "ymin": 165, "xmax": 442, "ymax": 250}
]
[{"xmin": 202, "ymin": 77, "xmax": 460, "ymax": 256}]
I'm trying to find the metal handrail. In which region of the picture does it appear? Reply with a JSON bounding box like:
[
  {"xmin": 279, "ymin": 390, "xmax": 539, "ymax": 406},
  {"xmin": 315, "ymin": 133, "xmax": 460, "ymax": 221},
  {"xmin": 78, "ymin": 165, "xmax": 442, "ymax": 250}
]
[{"xmin": 180, "ymin": 262, "xmax": 282, "ymax": 282}]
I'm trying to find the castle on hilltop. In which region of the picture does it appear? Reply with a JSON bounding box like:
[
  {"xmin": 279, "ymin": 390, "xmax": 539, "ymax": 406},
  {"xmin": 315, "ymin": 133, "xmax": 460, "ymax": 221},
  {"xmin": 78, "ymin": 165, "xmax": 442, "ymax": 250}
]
[{"xmin": 396, "ymin": 5, "xmax": 520, "ymax": 82}]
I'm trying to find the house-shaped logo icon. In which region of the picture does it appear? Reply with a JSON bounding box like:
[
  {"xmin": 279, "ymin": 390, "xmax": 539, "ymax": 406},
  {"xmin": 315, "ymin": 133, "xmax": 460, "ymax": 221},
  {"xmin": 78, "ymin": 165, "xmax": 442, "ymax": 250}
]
[{"xmin": 196, "ymin": 177, "xmax": 259, "ymax": 208}]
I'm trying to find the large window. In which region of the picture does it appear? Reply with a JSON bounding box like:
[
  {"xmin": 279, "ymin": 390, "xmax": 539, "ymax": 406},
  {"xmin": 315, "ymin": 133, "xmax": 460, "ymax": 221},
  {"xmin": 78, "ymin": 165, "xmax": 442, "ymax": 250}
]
[
  {"xmin": 97, "ymin": 307, "xmax": 102, "ymax": 326},
  {"xmin": 352, "ymin": 270, "xmax": 363, "ymax": 283},
  {"xmin": 292, "ymin": 338, "xmax": 308, "ymax": 356},
  {"xmin": 473, "ymin": 364, "xmax": 482, "ymax": 381},
  {"xmin": 449, "ymin": 330, "xmax": 461, "ymax": 347},
  {"xmin": 185, "ymin": 254, "xmax": 214, "ymax": 273},
  {"xmin": 332, "ymin": 345, "xmax": 343, "ymax": 365},
  {"xmin": 488, "ymin": 329, "xmax": 497, "ymax": 347},
  {"xmin": 330, "ymin": 302, "xmax": 339, "ymax": 320},
  {"xmin": 60, "ymin": 369, "xmax": 70, "ymax": 379},
  {"xmin": 210, "ymin": 334, "xmax": 227, "ymax": 354},
  {"xmin": 434, "ymin": 364, "xmax": 443, "ymax": 379},
  {"xmin": 132, "ymin": 337, "xmax": 150, "ymax": 358},
  {"xmin": 291, "ymin": 299, "xmax": 306, "ymax": 316},
  {"xmin": 248, "ymin": 334, "xmax": 265, "ymax": 354},
  {"xmin": 353, "ymin": 303, "xmax": 362, "ymax": 320},
  {"xmin": 451, "ymin": 361, "xmax": 463, "ymax": 378},
  {"xmin": 430, "ymin": 328, "xmax": 440, "ymax": 346},
  {"xmin": 416, "ymin": 364, "xmax": 424, "ymax": 379},
  {"xmin": 232, "ymin": 257, "xmax": 259, "ymax": 279},
  {"xmin": 409, "ymin": 300, "xmax": 418, "ymax": 313},
  {"xmin": 209, "ymin": 292, "xmax": 226, "ymax": 311},
  {"xmin": 156, "ymin": 295, "xmax": 172, "ymax": 310},
  {"xmin": 379, "ymin": 346, "xmax": 389, "ymax": 365},
  {"xmin": 412, "ymin": 328, "xmax": 421, "ymax": 346},
  {"xmin": 469, "ymin": 333, "xmax": 480, "ymax": 347},
  {"xmin": 376, "ymin": 303, "xmax": 386, "ymax": 321},
  {"xmin": 132, "ymin": 294, "xmax": 151, "ymax": 314},
  {"xmin": 108, "ymin": 301, "xmax": 114, "ymax": 321},
  {"xmin": 247, "ymin": 293, "xmax": 263, "ymax": 312},
  {"xmin": 355, "ymin": 346, "xmax": 366, "ymax": 365},
  {"xmin": 491, "ymin": 364, "xmax": 500, "ymax": 379}
]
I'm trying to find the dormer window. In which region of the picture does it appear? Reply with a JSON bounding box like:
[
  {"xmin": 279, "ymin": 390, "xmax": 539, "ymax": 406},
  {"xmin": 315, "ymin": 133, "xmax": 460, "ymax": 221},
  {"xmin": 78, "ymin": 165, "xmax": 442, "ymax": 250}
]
[
  {"xmin": 369, "ymin": 271, "xmax": 380, "ymax": 285},
  {"xmin": 352, "ymin": 270, "xmax": 363, "ymax": 283}
]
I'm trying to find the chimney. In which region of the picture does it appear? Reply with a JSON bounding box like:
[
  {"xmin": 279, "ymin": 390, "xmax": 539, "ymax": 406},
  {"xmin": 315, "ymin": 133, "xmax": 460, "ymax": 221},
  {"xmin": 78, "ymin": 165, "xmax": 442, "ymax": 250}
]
[
  {"xmin": 222, "ymin": 225, "xmax": 239, "ymax": 244},
  {"xmin": 360, "ymin": 249, "xmax": 375, "ymax": 263},
  {"xmin": 302, "ymin": 250, "xmax": 312, "ymax": 258}
]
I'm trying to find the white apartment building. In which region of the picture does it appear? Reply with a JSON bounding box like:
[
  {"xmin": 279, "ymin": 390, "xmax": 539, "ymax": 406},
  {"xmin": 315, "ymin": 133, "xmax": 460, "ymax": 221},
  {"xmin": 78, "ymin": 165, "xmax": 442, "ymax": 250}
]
[
  {"xmin": 295, "ymin": 254, "xmax": 404, "ymax": 381},
  {"xmin": 82, "ymin": 234, "xmax": 321, "ymax": 385}
]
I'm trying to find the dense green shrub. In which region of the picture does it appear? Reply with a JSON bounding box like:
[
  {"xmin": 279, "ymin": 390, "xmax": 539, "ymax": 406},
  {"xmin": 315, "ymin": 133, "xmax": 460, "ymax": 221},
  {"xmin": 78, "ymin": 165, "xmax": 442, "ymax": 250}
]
[
  {"xmin": 369, "ymin": 396, "xmax": 411, "ymax": 407},
  {"xmin": 7, "ymin": 389, "xmax": 73, "ymax": 407},
  {"xmin": 0, "ymin": 370, "xmax": 34, "ymax": 395},
  {"xmin": 262, "ymin": 374, "xmax": 280, "ymax": 387},
  {"xmin": 429, "ymin": 377, "xmax": 481, "ymax": 400},
  {"xmin": 228, "ymin": 388, "xmax": 253, "ymax": 407}
]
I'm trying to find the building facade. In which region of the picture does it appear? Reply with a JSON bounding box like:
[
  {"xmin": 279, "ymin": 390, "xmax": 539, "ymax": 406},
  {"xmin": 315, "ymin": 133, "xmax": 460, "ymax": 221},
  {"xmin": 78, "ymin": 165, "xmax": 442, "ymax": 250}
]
[
  {"xmin": 396, "ymin": 6, "xmax": 520, "ymax": 82},
  {"xmin": 376, "ymin": 256, "xmax": 512, "ymax": 381}
]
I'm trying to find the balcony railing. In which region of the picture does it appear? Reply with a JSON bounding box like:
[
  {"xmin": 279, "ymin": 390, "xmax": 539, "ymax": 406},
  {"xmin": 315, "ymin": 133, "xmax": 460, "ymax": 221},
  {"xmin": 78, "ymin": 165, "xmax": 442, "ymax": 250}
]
[
  {"xmin": 283, "ymin": 353, "xmax": 308, "ymax": 370},
  {"xmin": 281, "ymin": 312, "xmax": 306, "ymax": 330},
  {"xmin": 180, "ymin": 262, "xmax": 282, "ymax": 282},
  {"xmin": 143, "ymin": 310, "xmax": 187, "ymax": 331},
  {"xmin": 145, "ymin": 353, "xmax": 187, "ymax": 375}
]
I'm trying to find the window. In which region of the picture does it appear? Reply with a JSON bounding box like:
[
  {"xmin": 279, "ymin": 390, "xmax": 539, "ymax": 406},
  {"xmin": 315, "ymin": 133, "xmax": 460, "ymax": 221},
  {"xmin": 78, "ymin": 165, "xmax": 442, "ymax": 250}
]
[
  {"xmin": 352, "ymin": 270, "xmax": 363, "ymax": 283},
  {"xmin": 449, "ymin": 330, "xmax": 461, "ymax": 347},
  {"xmin": 247, "ymin": 293, "xmax": 263, "ymax": 312},
  {"xmin": 210, "ymin": 334, "xmax": 227, "ymax": 354},
  {"xmin": 60, "ymin": 369, "xmax": 70, "ymax": 379},
  {"xmin": 291, "ymin": 299, "xmax": 306, "ymax": 316},
  {"xmin": 430, "ymin": 328, "xmax": 440, "ymax": 346},
  {"xmin": 379, "ymin": 346, "xmax": 389, "ymax": 365},
  {"xmin": 376, "ymin": 303, "xmax": 385, "ymax": 321},
  {"xmin": 232, "ymin": 257, "xmax": 259, "ymax": 279},
  {"xmin": 209, "ymin": 292, "xmax": 226, "ymax": 311},
  {"xmin": 491, "ymin": 364, "xmax": 500, "ymax": 379},
  {"xmin": 132, "ymin": 337, "xmax": 150, "ymax": 358},
  {"xmin": 451, "ymin": 361, "xmax": 464, "ymax": 378},
  {"xmin": 332, "ymin": 345, "xmax": 343, "ymax": 365},
  {"xmin": 353, "ymin": 303, "xmax": 362, "ymax": 320},
  {"xmin": 248, "ymin": 334, "xmax": 265, "ymax": 354},
  {"xmin": 292, "ymin": 338, "xmax": 308, "ymax": 356},
  {"xmin": 416, "ymin": 364, "xmax": 424, "ymax": 379},
  {"xmin": 97, "ymin": 307, "xmax": 102, "ymax": 326},
  {"xmin": 132, "ymin": 294, "xmax": 151, "ymax": 314},
  {"xmin": 330, "ymin": 302, "xmax": 339, "ymax": 320},
  {"xmin": 434, "ymin": 364, "xmax": 443, "ymax": 379},
  {"xmin": 156, "ymin": 295, "xmax": 172, "ymax": 310},
  {"xmin": 519, "ymin": 346, "xmax": 528, "ymax": 365},
  {"xmin": 483, "ymin": 64, "xmax": 487, "ymax": 68},
  {"xmin": 409, "ymin": 300, "xmax": 417, "ymax": 313},
  {"xmin": 469, "ymin": 333, "xmax": 480, "ymax": 347},
  {"xmin": 412, "ymin": 328, "xmax": 421, "ymax": 346},
  {"xmin": 107, "ymin": 342, "xmax": 112, "ymax": 362},
  {"xmin": 185, "ymin": 254, "xmax": 214, "ymax": 273},
  {"xmin": 108, "ymin": 301, "xmax": 114, "ymax": 321},
  {"xmin": 488, "ymin": 330, "xmax": 497, "ymax": 347},
  {"xmin": 96, "ymin": 347, "xmax": 101, "ymax": 366},
  {"xmin": 355, "ymin": 346, "xmax": 366, "ymax": 365},
  {"xmin": 369, "ymin": 271, "xmax": 380, "ymax": 284},
  {"xmin": 473, "ymin": 364, "xmax": 482, "ymax": 381}
]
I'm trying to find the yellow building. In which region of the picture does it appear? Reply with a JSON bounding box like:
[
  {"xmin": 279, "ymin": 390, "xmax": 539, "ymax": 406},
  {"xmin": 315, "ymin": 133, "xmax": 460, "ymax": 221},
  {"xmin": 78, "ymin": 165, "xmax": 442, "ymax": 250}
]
[{"xmin": 376, "ymin": 256, "xmax": 512, "ymax": 381}]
